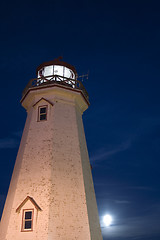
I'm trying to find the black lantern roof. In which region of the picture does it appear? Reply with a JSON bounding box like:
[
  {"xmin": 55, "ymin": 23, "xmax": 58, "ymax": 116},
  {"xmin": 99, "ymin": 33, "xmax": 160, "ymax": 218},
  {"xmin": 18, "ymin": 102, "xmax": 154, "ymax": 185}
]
[{"xmin": 36, "ymin": 57, "xmax": 77, "ymax": 76}]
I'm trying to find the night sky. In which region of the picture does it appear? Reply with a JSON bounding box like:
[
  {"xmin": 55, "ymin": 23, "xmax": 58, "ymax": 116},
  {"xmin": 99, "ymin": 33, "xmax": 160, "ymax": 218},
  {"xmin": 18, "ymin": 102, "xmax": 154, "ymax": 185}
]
[{"xmin": 1, "ymin": 0, "xmax": 160, "ymax": 239}]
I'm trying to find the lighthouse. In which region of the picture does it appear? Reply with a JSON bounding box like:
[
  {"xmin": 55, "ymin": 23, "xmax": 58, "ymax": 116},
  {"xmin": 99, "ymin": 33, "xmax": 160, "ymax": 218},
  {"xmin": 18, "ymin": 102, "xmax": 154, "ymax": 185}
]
[{"xmin": 0, "ymin": 58, "xmax": 103, "ymax": 240}]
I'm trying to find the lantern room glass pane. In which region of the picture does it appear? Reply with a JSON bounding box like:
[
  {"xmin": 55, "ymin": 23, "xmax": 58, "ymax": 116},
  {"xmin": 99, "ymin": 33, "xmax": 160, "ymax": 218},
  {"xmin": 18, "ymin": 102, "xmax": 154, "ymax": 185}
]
[
  {"xmin": 53, "ymin": 65, "xmax": 64, "ymax": 77},
  {"xmin": 64, "ymin": 67, "xmax": 75, "ymax": 79},
  {"xmin": 38, "ymin": 68, "xmax": 44, "ymax": 78},
  {"xmin": 44, "ymin": 66, "xmax": 53, "ymax": 77}
]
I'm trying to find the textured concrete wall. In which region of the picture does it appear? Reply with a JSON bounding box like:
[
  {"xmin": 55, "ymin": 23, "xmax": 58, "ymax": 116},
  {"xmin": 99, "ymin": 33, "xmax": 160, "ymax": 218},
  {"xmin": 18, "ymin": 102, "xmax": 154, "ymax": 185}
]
[{"xmin": 0, "ymin": 85, "xmax": 103, "ymax": 240}]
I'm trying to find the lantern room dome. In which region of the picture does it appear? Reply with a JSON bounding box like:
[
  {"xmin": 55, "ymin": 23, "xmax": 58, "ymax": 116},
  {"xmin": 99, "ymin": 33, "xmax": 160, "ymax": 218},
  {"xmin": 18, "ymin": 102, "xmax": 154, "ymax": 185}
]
[
  {"xmin": 36, "ymin": 57, "xmax": 77, "ymax": 79},
  {"xmin": 36, "ymin": 57, "xmax": 77, "ymax": 75}
]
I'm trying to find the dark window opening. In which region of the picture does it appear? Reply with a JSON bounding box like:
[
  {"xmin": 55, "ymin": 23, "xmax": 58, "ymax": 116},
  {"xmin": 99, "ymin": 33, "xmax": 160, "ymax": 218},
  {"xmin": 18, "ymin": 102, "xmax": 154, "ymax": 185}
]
[
  {"xmin": 25, "ymin": 220, "xmax": 32, "ymax": 229},
  {"xmin": 40, "ymin": 107, "xmax": 46, "ymax": 114},
  {"xmin": 25, "ymin": 211, "xmax": 32, "ymax": 220},
  {"xmin": 22, "ymin": 209, "xmax": 33, "ymax": 231},
  {"xmin": 38, "ymin": 106, "xmax": 47, "ymax": 121}
]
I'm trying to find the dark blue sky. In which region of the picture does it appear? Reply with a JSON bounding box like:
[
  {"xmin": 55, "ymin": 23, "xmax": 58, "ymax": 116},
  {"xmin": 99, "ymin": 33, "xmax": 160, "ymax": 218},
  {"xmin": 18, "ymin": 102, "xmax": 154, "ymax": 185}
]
[{"xmin": 1, "ymin": 0, "xmax": 160, "ymax": 239}]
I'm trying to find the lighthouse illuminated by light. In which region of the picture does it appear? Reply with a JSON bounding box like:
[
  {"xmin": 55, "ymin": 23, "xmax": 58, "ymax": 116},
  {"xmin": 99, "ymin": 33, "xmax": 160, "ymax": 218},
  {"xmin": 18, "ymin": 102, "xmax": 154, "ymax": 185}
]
[{"xmin": 0, "ymin": 58, "xmax": 103, "ymax": 240}]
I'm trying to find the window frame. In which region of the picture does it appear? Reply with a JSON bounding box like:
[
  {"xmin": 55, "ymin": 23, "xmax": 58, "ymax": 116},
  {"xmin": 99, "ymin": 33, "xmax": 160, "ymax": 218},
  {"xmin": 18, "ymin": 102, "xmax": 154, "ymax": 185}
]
[
  {"xmin": 21, "ymin": 209, "xmax": 34, "ymax": 232},
  {"xmin": 38, "ymin": 105, "xmax": 48, "ymax": 122}
]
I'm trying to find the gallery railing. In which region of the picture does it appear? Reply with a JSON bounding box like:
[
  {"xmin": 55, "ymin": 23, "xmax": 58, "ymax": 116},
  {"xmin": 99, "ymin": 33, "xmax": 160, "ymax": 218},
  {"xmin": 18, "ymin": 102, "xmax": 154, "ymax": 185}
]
[{"xmin": 22, "ymin": 74, "xmax": 89, "ymax": 100}]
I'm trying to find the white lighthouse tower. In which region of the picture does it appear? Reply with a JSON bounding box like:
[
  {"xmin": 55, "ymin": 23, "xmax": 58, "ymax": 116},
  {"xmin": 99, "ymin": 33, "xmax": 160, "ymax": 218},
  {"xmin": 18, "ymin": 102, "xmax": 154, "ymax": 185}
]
[{"xmin": 0, "ymin": 58, "xmax": 103, "ymax": 240}]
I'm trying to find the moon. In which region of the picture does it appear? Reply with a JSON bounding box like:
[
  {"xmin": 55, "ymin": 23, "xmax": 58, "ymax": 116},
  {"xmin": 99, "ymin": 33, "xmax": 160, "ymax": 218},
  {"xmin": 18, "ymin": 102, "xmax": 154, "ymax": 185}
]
[{"xmin": 103, "ymin": 214, "xmax": 112, "ymax": 226}]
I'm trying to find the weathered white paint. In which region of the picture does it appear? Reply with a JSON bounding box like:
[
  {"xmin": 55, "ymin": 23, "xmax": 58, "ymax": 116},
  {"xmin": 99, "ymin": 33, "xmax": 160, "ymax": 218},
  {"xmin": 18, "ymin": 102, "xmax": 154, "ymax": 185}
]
[{"xmin": 0, "ymin": 83, "xmax": 103, "ymax": 240}]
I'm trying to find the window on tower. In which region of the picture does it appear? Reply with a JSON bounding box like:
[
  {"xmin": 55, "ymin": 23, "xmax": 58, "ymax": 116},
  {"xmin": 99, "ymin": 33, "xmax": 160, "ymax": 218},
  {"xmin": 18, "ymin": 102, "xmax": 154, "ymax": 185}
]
[
  {"xmin": 38, "ymin": 106, "xmax": 47, "ymax": 121},
  {"xmin": 22, "ymin": 209, "xmax": 34, "ymax": 231}
]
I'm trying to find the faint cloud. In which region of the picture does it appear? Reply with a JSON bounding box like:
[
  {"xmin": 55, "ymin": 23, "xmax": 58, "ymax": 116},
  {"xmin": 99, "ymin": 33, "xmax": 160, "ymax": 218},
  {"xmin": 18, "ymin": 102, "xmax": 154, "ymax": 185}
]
[
  {"xmin": 127, "ymin": 186, "xmax": 156, "ymax": 191},
  {"xmin": 0, "ymin": 138, "xmax": 19, "ymax": 149},
  {"xmin": 90, "ymin": 139, "xmax": 131, "ymax": 162},
  {"xmin": 12, "ymin": 130, "xmax": 23, "ymax": 137},
  {"xmin": 0, "ymin": 130, "xmax": 22, "ymax": 149},
  {"xmin": 114, "ymin": 200, "xmax": 131, "ymax": 204}
]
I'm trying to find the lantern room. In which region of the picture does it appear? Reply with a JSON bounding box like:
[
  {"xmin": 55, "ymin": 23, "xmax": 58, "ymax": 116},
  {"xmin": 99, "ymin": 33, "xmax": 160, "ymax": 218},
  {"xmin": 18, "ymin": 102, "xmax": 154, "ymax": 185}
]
[
  {"xmin": 22, "ymin": 57, "xmax": 89, "ymax": 102},
  {"xmin": 36, "ymin": 57, "xmax": 77, "ymax": 87}
]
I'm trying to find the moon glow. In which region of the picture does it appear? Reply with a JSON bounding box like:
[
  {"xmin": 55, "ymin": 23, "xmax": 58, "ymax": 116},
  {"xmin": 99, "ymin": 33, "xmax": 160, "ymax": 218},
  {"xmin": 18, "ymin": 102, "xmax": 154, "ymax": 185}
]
[{"xmin": 103, "ymin": 214, "xmax": 112, "ymax": 226}]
